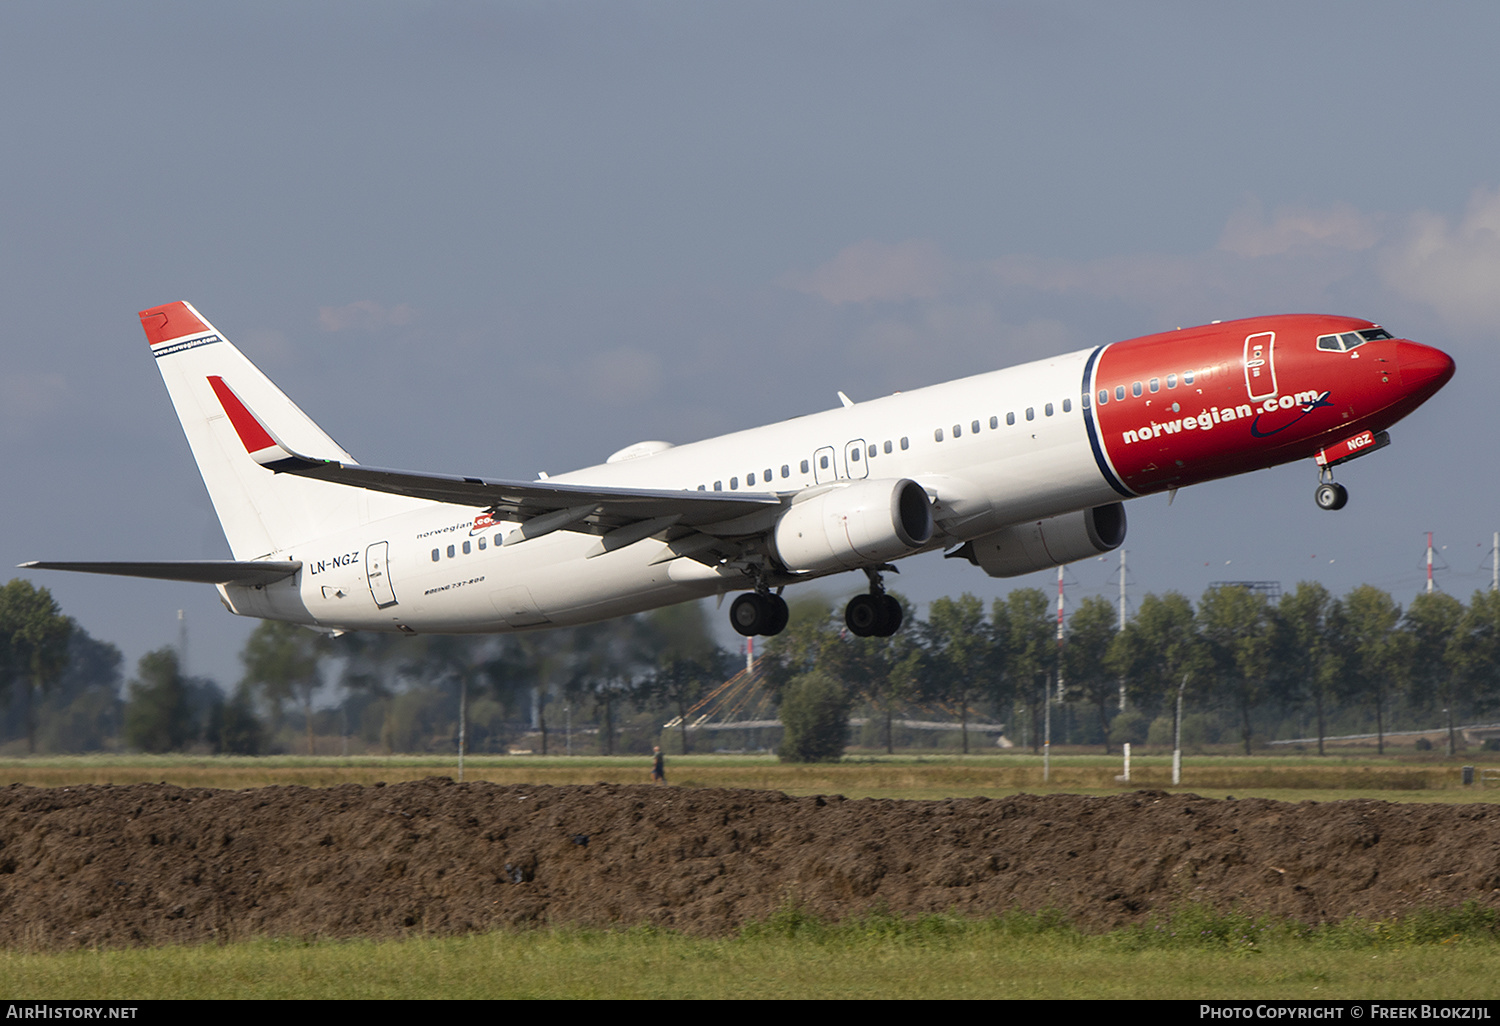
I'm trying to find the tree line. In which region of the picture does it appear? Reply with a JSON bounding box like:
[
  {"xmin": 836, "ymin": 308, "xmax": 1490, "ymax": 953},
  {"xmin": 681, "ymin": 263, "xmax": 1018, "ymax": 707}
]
[
  {"xmin": 0, "ymin": 578, "xmax": 732, "ymax": 757},
  {"xmin": 3, "ymin": 576, "xmax": 1499, "ymax": 759},
  {"xmin": 761, "ymin": 583, "xmax": 1500, "ymax": 758}
]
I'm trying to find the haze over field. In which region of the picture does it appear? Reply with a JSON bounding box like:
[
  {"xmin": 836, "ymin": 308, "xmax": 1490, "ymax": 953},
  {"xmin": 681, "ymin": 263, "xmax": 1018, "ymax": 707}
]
[{"xmin": 5, "ymin": 2, "xmax": 1499, "ymax": 687}]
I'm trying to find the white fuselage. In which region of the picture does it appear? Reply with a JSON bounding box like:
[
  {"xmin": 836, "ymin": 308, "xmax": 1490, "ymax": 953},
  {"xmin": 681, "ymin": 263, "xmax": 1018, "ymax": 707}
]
[{"xmin": 223, "ymin": 348, "xmax": 1116, "ymax": 633}]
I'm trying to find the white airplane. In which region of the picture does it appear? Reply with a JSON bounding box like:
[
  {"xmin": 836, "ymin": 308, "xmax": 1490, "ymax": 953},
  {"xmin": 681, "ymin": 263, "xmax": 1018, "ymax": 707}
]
[{"xmin": 26, "ymin": 302, "xmax": 1453, "ymax": 639}]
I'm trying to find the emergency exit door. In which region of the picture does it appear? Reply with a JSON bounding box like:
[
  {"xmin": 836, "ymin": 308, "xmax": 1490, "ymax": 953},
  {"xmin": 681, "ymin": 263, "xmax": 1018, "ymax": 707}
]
[{"xmin": 366, "ymin": 542, "xmax": 398, "ymax": 609}]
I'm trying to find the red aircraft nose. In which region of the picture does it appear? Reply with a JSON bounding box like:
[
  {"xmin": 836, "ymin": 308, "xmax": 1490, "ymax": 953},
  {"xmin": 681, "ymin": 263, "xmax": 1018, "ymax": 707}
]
[{"xmin": 1396, "ymin": 341, "xmax": 1456, "ymax": 400}]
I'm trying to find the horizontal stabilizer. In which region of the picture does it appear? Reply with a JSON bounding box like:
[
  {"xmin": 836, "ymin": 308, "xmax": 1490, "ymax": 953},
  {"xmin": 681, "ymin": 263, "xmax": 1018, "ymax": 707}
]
[{"xmin": 20, "ymin": 560, "xmax": 302, "ymax": 586}]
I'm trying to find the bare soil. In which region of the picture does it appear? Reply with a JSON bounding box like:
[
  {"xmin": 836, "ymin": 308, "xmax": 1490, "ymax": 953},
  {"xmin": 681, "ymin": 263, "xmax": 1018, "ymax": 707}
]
[{"xmin": 1, "ymin": 779, "xmax": 1497, "ymax": 949}]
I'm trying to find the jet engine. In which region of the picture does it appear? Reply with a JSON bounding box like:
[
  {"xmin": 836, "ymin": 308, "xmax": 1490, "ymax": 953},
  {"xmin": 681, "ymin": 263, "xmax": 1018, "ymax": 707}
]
[
  {"xmin": 772, "ymin": 478, "xmax": 934, "ymax": 573},
  {"xmin": 949, "ymin": 503, "xmax": 1126, "ymax": 578}
]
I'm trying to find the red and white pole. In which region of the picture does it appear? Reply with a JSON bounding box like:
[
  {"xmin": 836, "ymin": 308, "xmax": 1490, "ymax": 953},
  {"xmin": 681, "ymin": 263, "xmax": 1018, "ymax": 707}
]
[{"xmin": 1427, "ymin": 531, "xmax": 1434, "ymax": 594}]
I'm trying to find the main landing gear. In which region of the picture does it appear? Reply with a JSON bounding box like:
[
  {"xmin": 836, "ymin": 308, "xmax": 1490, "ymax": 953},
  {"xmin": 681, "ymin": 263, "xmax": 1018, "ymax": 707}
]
[
  {"xmin": 844, "ymin": 566, "xmax": 903, "ymax": 638},
  {"xmin": 1315, "ymin": 467, "xmax": 1349, "ymax": 511},
  {"xmin": 730, "ymin": 590, "xmax": 789, "ymax": 637},
  {"xmin": 728, "ymin": 566, "xmax": 905, "ymax": 639}
]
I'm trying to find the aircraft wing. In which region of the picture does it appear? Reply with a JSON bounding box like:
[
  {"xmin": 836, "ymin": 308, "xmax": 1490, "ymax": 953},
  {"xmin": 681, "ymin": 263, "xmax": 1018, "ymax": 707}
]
[
  {"xmin": 19, "ymin": 560, "xmax": 302, "ymax": 586},
  {"xmin": 208, "ymin": 374, "xmax": 783, "ymax": 536},
  {"xmin": 275, "ymin": 461, "xmax": 780, "ymax": 527}
]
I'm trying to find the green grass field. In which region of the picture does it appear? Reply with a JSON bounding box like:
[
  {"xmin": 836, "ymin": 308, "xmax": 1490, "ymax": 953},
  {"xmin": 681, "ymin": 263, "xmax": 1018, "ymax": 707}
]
[
  {"xmin": 2, "ymin": 753, "xmax": 1498, "ymax": 998},
  {"xmin": 4, "ymin": 905, "xmax": 1499, "ymax": 1000},
  {"xmin": 1, "ymin": 750, "xmax": 1495, "ymax": 802}
]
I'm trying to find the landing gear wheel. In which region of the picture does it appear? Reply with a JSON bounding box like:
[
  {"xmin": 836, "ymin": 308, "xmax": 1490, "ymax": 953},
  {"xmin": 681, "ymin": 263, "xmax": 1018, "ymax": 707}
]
[
  {"xmin": 877, "ymin": 594, "xmax": 903, "ymax": 636},
  {"xmin": 845, "ymin": 594, "xmax": 903, "ymax": 637},
  {"xmin": 765, "ymin": 594, "xmax": 790, "ymax": 636},
  {"xmin": 845, "ymin": 594, "xmax": 882, "ymax": 637},
  {"xmin": 1314, "ymin": 482, "xmax": 1348, "ymax": 511},
  {"xmin": 730, "ymin": 592, "xmax": 790, "ymax": 636},
  {"xmin": 730, "ymin": 593, "xmax": 767, "ymax": 636}
]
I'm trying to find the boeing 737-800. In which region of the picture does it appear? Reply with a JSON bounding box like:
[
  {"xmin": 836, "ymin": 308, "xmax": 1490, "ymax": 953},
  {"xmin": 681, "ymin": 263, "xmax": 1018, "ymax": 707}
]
[{"xmin": 25, "ymin": 302, "xmax": 1454, "ymax": 639}]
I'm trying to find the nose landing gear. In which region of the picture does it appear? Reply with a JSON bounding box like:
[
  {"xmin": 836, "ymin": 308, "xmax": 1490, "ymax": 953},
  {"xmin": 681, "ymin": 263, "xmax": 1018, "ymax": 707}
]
[{"xmin": 1315, "ymin": 468, "xmax": 1348, "ymax": 511}]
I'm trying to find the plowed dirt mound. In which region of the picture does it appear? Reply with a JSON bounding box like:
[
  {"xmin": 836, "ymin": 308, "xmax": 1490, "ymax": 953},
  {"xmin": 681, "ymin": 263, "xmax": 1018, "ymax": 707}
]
[{"xmin": 1, "ymin": 779, "xmax": 1497, "ymax": 949}]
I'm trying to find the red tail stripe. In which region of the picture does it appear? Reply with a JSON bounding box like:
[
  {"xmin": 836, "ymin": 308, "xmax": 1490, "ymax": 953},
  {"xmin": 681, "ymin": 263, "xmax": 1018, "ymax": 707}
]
[
  {"xmin": 207, "ymin": 376, "xmax": 277, "ymax": 454},
  {"xmin": 138, "ymin": 302, "xmax": 209, "ymax": 346}
]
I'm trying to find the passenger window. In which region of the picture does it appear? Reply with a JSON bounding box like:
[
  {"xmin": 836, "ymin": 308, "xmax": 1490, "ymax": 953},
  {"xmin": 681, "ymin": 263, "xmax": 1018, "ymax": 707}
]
[
  {"xmin": 1184, "ymin": 371, "xmax": 1195, "ymax": 385},
  {"xmin": 1149, "ymin": 378, "xmax": 1159, "ymax": 392},
  {"xmin": 431, "ymin": 549, "xmax": 440, "ymax": 562},
  {"xmin": 764, "ymin": 468, "xmax": 773, "ymax": 481},
  {"xmin": 697, "ymin": 484, "xmax": 706, "ymax": 491},
  {"xmin": 730, "ymin": 477, "xmax": 738, "ymax": 490},
  {"xmin": 989, "ymin": 416, "xmax": 998, "ymax": 429},
  {"xmin": 1098, "ymin": 390, "xmax": 1108, "ymax": 405},
  {"xmin": 447, "ymin": 545, "xmax": 455, "ymax": 558},
  {"xmin": 801, "ymin": 460, "xmax": 810, "ymax": 473},
  {"xmin": 935, "ymin": 428, "xmax": 944, "ymax": 442},
  {"xmin": 882, "ymin": 441, "xmax": 891, "ymax": 454},
  {"xmin": 1025, "ymin": 407, "xmax": 1035, "ymax": 421},
  {"xmin": 1062, "ymin": 398, "xmax": 1071, "ymax": 413},
  {"xmin": 953, "ymin": 424, "xmax": 962, "ymax": 437},
  {"xmin": 1081, "ymin": 393, "xmax": 1090, "ymax": 410},
  {"xmin": 1045, "ymin": 403, "xmax": 1054, "ymax": 417},
  {"xmin": 463, "ymin": 541, "xmax": 471, "ymax": 555},
  {"xmin": 1115, "ymin": 386, "xmax": 1125, "ymax": 401},
  {"xmin": 867, "ymin": 445, "xmax": 876, "ymax": 458},
  {"xmin": 747, "ymin": 472, "xmax": 756, "ymax": 486},
  {"xmin": 900, "ymin": 437, "xmax": 909, "ymax": 450},
  {"xmin": 478, "ymin": 537, "xmax": 486, "ymax": 551},
  {"xmin": 1132, "ymin": 382, "xmax": 1143, "ymax": 397},
  {"xmin": 1006, "ymin": 412, "xmax": 1015, "ymax": 426},
  {"xmin": 819, "ymin": 454, "xmax": 830, "ymax": 469},
  {"xmin": 850, "ymin": 450, "xmax": 860, "ymax": 462},
  {"xmin": 782, "ymin": 465, "xmax": 790, "ymax": 477},
  {"xmin": 1167, "ymin": 373, "xmax": 1177, "ymax": 388},
  {"xmin": 714, "ymin": 481, "xmax": 722, "ymax": 490},
  {"xmin": 972, "ymin": 420, "xmax": 981, "ymax": 434}
]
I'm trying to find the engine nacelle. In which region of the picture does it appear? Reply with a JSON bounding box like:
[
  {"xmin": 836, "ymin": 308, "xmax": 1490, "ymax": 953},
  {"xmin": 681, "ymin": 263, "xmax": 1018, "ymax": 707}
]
[
  {"xmin": 772, "ymin": 478, "xmax": 934, "ymax": 573},
  {"xmin": 951, "ymin": 503, "xmax": 1126, "ymax": 578}
]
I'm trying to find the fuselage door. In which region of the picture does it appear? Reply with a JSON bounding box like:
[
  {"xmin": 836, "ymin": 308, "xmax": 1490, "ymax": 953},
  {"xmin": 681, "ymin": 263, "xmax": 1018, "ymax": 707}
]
[
  {"xmin": 1244, "ymin": 331, "xmax": 1278, "ymax": 401},
  {"xmin": 813, "ymin": 445, "xmax": 838, "ymax": 484},
  {"xmin": 365, "ymin": 541, "xmax": 398, "ymax": 609},
  {"xmin": 844, "ymin": 438, "xmax": 869, "ymax": 480}
]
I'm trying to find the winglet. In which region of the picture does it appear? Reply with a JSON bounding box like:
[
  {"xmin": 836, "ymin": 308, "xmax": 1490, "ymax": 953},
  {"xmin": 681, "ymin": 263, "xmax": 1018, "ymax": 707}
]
[
  {"xmin": 139, "ymin": 301, "xmax": 211, "ymax": 346},
  {"xmin": 206, "ymin": 375, "xmax": 327, "ymax": 472}
]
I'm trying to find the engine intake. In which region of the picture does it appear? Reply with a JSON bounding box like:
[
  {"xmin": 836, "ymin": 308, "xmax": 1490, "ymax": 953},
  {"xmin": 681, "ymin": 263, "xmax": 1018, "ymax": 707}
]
[
  {"xmin": 950, "ymin": 504, "xmax": 1126, "ymax": 578},
  {"xmin": 772, "ymin": 478, "xmax": 934, "ymax": 573}
]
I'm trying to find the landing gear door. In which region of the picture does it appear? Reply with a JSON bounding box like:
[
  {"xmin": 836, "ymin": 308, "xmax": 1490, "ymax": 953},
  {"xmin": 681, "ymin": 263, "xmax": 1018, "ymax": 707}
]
[
  {"xmin": 366, "ymin": 542, "xmax": 398, "ymax": 609},
  {"xmin": 813, "ymin": 446, "xmax": 838, "ymax": 484},
  {"xmin": 1244, "ymin": 332, "xmax": 1278, "ymax": 402}
]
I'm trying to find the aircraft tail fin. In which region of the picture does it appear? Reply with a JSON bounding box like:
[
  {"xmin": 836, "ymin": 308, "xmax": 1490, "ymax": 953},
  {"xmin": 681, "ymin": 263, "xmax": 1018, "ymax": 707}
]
[{"xmin": 141, "ymin": 301, "xmax": 367, "ymax": 559}]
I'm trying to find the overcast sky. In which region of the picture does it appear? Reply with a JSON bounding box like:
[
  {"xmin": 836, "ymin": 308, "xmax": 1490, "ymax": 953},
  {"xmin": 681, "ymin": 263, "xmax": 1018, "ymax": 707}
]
[{"xmin": 5, "ymin": 2, "xmax": 1499, "ymax": 690}]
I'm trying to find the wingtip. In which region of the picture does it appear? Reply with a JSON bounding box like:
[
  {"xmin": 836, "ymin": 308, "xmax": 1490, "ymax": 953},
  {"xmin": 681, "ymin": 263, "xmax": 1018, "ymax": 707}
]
[
  {"xmin": 207, "ymin": 375, "xmax": 279, "ymax": 456},
  {"xmin": 138, "ymin": 301, "xmax": 210, "ymax": 346},
  {"xmin": 205, "ymin": 375, "xmax": 324, "ymax": 472}
]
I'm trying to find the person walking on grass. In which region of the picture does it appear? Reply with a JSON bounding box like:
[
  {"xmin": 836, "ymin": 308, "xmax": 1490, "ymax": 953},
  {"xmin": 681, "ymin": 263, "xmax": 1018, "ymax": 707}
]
[{"xmin": 651, "ymin": 746, "xmax": 666, "ymax": 784}]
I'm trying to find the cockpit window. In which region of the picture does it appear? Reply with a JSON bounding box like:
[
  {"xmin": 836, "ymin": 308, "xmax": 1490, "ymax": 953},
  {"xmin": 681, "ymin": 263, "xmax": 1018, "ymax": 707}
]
[{"xmin": 1318, "ymin": 327, "xmax": 1395, "ymax": 352}]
